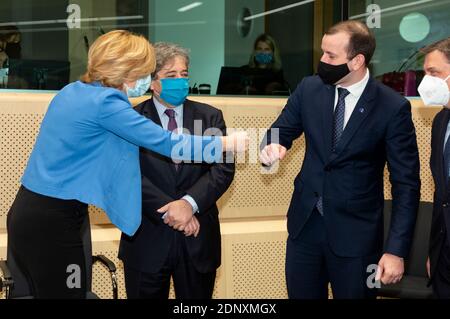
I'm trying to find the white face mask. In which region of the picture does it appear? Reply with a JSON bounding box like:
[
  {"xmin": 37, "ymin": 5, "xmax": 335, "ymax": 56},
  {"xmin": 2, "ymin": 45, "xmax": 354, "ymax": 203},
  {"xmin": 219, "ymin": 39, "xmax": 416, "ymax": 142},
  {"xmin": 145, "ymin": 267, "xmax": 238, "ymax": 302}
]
[
  {"xmin": 125, "ymin": 74, "xmax": 152, "ymax": 98},
  {"xmin": 418, "ymin": 74, "xmax": 450, "ymax": 106}
]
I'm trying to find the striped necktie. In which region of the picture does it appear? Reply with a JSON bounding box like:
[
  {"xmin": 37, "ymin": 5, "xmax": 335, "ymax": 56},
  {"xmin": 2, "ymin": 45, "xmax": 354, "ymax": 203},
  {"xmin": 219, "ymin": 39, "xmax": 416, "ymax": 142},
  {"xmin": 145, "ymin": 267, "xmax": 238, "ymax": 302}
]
[{"xmin": 316, "ymin": 87, "xmax": 350, "ymax": 215}]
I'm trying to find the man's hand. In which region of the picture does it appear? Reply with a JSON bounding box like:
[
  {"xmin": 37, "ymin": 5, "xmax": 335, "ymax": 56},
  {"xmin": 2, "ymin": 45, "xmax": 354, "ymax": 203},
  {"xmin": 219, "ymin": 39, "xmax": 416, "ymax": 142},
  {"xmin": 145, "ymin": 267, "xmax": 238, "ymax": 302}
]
[
  {"xmin": 260, "ymin": 143, "xmax": 287, "ymax": 166},
  {"xmin": 183, "ymin": 215, "xmax": 200, "ymax": 237},
  {"xmin": 376, "ymin": 253, "xmax": 404, "ymax": 285},
  {"xmin": 157, "ymin": 199, "xmax": 193, "ymax": 230},
  {"xmin": 426, "ymin": 256, "xmax": 431, "ymax": 278}
]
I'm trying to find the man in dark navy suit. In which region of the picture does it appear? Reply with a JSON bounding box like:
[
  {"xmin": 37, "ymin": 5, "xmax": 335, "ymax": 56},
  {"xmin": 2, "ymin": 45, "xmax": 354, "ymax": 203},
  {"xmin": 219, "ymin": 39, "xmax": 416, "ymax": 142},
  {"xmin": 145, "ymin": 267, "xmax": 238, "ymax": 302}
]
[
  {"xmin": 119, "ymin": 42, "xmax": 235, "ymax": 299},
  {"xmin": 422, "ymin": 37, "xmax": 450, "ymax": 298},
  {"xmin": 260, "ymin": 20, "xmax": 420, "ymax": 298}
]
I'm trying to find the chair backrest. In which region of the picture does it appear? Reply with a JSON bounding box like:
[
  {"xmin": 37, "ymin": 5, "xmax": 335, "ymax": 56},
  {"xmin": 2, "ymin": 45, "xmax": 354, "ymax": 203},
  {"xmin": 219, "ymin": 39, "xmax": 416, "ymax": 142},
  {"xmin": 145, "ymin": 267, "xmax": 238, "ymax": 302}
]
[
  {"xmin": 5, "ymin": 244, "xmax": 30, "ymax": 298},
  {"xmin": 81, "ymin": 213, "xmax": 93, "ymax": 293},
  {"xmin": 383, "ymin": 200, "xmax": 432, "ymax": 277},
  {"xmin": 6, "ymin": 213, "xmax": 93, "ymax": 298}
]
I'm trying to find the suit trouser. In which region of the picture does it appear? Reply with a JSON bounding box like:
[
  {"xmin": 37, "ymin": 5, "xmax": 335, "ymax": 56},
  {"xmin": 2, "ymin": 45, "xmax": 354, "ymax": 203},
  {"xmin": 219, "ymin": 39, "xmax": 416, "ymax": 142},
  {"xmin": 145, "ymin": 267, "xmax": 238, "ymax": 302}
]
[
  {"xmin": 432, "ymin": 235, "xmax": 450, "ymax": 298},
  {"xmin": 285, "ymin": 209, "xmax": 380, "ymax": 299},
  {"xmin": 7, "ymin": 186, "xmax": 88, "ymax": 299},
  {"xmin": 124, "ymin": 231, "xmax": 216, "ymax": 299}
]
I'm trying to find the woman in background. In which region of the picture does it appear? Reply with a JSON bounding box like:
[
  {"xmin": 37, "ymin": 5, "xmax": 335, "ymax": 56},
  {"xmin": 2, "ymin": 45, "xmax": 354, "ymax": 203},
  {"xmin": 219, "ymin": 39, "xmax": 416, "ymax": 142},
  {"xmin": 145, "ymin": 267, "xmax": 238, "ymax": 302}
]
[
  {"xmin": 241, "ymin": 34, "xmax": 289, "ymax": 95},
  {"xmin": 0, "ymin": 26, "xmax": 22, "ymax": 88},
  {"xmin": 0, "ymin": 25, "xmax": 21, "ymax": 67}
]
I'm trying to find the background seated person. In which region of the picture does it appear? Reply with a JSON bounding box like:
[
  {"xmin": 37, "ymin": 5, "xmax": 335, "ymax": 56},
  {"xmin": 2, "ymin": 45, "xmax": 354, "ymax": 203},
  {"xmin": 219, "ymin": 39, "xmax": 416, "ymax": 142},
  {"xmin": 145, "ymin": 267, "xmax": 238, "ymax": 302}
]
[
  {"xmin": 0, "ymin": 26, "xmax": 27, "ymax": 89},
  {"xmin": 240, "ymin": 34, "xmax": 288, "ymax": 95}
]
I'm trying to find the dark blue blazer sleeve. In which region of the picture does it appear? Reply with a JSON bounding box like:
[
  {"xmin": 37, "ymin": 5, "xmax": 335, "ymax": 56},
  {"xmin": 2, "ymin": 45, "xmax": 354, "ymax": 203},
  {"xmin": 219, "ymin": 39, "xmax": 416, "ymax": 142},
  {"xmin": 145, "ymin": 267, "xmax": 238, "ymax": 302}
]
[
  {"xmin": 185, "ymin": 110, "xmax": 235, "ymax": 214},
  {"xmin": 384, "ymin": 100, "xmax": 421, "ymax": 258},
  {"xmin": 263, "ymin": 80, "xmax": 305, "ymax": 150}
]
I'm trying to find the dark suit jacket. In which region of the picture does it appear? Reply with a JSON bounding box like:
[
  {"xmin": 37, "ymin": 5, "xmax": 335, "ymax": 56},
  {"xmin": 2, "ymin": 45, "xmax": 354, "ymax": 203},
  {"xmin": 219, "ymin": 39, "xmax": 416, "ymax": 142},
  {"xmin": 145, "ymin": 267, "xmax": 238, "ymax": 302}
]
[
  {"xmin": 429, "ymin": 108, "xmax": 450, "ymax": 278},
  {"xmin": 119, "ymin": 98, "xmax": 235, "ymax": 273},
  {"xmin": 264, "ymin": 75, "xmax": 420, "ymax": 258}
]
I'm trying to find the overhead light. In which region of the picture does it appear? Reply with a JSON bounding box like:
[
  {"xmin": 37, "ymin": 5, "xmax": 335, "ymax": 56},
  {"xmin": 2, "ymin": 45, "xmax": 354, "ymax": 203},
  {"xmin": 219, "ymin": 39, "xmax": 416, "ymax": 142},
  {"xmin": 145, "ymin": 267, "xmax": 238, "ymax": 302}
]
[
  {"xmin": 349, "ymin": 0, "xmax": 433, "ymax": 20},
  {"xmin": 0, "ymin": 15, "xmax": 144, "ymax": 27},
  {"xmin": 178, "ymin": 2, "xmax": 203, "ymax": 13},
  {"xmin": 244, "ymin": 0, "xmax": 315, "ymax": 21},
  {"xmin": 14, "ymin": 21, "xmax": 208, "ymax": 34}
]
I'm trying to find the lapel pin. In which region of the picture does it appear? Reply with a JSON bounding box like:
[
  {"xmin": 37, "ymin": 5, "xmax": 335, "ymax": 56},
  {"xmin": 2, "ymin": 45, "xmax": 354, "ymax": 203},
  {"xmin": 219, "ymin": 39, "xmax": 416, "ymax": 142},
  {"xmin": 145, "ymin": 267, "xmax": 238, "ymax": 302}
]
[{"xmin": 359, "ymin": 107, "xmax": 365, "ymax": 113}]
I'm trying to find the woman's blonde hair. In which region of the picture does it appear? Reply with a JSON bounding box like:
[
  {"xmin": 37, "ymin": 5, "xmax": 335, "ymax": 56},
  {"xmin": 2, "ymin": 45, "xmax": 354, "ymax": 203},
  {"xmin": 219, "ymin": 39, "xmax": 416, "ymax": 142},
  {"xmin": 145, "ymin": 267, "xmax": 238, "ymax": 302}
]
[{"xmin": 81, "ymin": 30, "xmax": 156, "ymax": 89}]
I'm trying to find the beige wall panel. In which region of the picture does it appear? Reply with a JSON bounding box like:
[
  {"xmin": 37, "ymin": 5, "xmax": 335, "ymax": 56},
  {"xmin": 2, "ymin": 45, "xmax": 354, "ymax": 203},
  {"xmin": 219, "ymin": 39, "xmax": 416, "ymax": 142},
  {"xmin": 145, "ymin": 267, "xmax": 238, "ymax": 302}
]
[
  {"xmin": 220, "ymin": 219, "xmax": 288, "ymax": 299},
  {"xmin": 0, "ymin": 93, "xmax": 443, "ymax": 228}
]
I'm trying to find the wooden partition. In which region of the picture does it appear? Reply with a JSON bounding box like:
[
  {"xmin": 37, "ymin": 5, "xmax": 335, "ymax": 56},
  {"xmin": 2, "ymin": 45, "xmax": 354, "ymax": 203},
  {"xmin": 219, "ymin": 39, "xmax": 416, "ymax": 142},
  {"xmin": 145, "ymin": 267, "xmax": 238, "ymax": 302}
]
[{"xmin": 0, "ymin": 92, "xmax": 441, "ymax": 298}]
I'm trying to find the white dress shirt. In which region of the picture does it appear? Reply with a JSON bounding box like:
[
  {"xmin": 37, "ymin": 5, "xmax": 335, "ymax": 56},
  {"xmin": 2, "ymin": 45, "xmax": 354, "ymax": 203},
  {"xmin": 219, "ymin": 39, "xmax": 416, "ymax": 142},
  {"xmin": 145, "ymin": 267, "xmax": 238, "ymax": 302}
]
[
  {"xmin": 153, "ymin": 97, "xmax": 184, "ymax": 131},
  {"xmin": 334, "ymin": 69, "xmax": 370, "ymax": 129}
]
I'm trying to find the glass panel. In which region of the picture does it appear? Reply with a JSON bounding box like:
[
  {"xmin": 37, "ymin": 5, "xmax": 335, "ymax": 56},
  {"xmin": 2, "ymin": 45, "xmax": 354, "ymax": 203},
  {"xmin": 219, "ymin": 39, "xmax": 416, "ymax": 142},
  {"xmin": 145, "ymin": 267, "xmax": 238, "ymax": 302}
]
[
  {"xmin": 348, "ymin": 0, "xmax": 450, "ymax": 97},
  {"xmin": 4, "ymin": 1, "xmax": 447, "ymax": 96},
  {"xmin": 0, "ymin": 0, "xmax": 316, "ymax": 96},
  {"xmin": 217, "ymin": 0, "xmax": 315, "ymax": 96},
  {"xmin": 0, "ymin": 0, "xmax": 149, "ymax": 90}
]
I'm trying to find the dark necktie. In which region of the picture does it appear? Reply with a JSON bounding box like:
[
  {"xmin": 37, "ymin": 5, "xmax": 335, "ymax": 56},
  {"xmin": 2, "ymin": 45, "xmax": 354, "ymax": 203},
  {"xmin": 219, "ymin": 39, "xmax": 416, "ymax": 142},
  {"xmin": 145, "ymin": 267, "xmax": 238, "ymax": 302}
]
[
  {"xmin": 332, "ymin": 88, "xmax": 350, "ymax": 150},
  {"xmin": 165, "ymin": 109, "xmax": 178, "ymax": 132},
  {"xmin": 164, "ymin": 109, "xmax": 179, "ymax": 171},
  {"xmin": 316, "ymin": 87, "xmax": 350, "ymax": 215},
  {"xmin": 444, "ymin": 134, "xmax": 450, "ymax": 184}
]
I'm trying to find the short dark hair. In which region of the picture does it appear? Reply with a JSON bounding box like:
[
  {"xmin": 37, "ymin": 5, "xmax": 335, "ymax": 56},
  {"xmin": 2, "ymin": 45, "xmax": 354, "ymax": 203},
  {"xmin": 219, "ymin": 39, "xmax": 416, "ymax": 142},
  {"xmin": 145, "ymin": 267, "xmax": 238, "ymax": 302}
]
[
  {"xmin": 325, "ymin": 20, "xmax": 376, "ymax": 66},
  {"xmin": 421, "ymin": 37, "xmax": 450, "ymax": 63}
]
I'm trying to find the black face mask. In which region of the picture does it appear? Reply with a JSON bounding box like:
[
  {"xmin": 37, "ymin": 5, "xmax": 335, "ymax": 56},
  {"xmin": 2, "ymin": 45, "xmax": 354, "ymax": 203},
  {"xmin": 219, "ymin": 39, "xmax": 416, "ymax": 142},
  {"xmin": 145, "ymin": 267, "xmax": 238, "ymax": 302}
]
[
  {"xmin": 5, "ymin": 43, "xmax": 21, "ymax": 59},
  {"xmin": 317, "ymin": 61, "xmax": 350, "ymax": 85}
]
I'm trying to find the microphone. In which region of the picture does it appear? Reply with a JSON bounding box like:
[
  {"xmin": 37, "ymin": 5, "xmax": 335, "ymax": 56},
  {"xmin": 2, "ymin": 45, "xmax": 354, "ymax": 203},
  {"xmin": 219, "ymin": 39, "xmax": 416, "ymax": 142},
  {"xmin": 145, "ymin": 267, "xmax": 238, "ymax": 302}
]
[
  {"xmin": 381, "ymin": 45, "xmax": 425, "ymax": 96},
  {"xmin": 397, "ymin": 45, "xmax": 425, "ymax": 72},
  {"xmin": 83, "ymin": 36, "xmax": 89, "ymax": 52}
]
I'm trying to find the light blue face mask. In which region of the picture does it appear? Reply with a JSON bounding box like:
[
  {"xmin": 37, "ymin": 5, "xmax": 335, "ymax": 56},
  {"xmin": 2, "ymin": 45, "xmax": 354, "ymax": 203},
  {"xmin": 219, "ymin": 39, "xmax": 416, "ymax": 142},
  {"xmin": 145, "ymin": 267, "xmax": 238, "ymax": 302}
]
[
  {"xmin": 159, "ymin": 78, "xmax": 189, "ymax": 106},
  {"xmin": 126, "ymin": 74, "xmax": 152, "ymax": 97},
  {"xmin": 255, "ymin": 52, "xmax": 273, "ymax": 65}
]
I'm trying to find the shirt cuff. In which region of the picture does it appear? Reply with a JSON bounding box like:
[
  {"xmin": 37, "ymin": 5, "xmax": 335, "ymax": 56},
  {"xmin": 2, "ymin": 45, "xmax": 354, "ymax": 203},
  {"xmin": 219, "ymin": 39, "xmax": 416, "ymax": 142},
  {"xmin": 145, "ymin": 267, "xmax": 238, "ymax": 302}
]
[{"xmin": 182, "ymin": 195, "xmax": 199, "ymax": 214}]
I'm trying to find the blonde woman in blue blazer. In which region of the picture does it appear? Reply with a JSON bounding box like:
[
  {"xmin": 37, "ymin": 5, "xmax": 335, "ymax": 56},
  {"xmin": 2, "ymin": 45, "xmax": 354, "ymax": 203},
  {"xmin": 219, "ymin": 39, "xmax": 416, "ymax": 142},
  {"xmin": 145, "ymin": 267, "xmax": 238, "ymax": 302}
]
[{"xmin": 6, "ymin": 30, "xmax": 246, "ymax": 298}]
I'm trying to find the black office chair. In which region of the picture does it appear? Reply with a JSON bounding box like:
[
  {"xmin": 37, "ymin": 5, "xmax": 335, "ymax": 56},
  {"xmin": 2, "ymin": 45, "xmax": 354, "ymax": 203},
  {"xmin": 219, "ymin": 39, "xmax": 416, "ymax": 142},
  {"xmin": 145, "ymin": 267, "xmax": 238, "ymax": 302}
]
[
  {"xmin": 378, "ymin": 200, "xmax": 434, "ymax": 299},
  {"xmin": 0, "ymin": 214, "xmax": 118, "ymax": 299}
]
